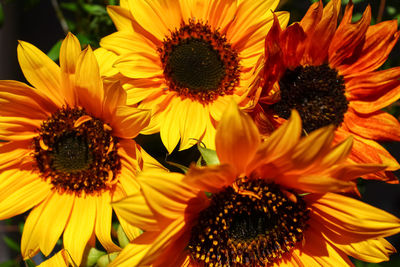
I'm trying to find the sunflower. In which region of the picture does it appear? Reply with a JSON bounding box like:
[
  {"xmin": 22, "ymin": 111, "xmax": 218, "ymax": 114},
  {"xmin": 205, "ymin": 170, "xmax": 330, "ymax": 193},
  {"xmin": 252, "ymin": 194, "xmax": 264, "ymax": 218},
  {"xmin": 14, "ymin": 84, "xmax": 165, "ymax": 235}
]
[
  {"xmin": 110, "ymin": 102, "xmax": 400, "ymax": 266},
  {"xmin": 253, "ymin": 0, "xmax": 400, "ymax": 182},
  {"xmin": 0, "ymin": 33, "xmax": 152, "ymax": 265},
  {"xmin": 98, "ymin": 0, "xmax": 289, "ymax": 153}
]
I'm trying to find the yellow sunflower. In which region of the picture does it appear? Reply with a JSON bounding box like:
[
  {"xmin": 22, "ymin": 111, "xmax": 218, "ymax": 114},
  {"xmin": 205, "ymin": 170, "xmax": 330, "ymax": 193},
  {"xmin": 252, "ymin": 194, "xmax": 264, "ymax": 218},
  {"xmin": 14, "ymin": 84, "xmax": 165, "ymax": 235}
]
[
  {"xmin": 98, "ymin": 0, "xmax": 289, "ymax": 153},
  {"xmin": 111, "ymin": 103, "xmax": 400, "ymax": 266},
  {"xmin": 0, "ymin": 33, "xmax": 151, "ymax": 265},
  {"xmin": 253, "ymin": 0, "xmax": 400, "ymax": 182}
]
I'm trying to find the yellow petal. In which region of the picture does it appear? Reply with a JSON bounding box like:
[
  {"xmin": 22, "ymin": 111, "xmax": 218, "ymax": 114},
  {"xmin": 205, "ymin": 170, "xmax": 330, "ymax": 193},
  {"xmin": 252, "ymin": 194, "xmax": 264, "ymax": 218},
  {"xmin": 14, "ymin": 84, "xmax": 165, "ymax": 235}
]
[
  {"xmin": 112, "ymin": 189, "xmax": 161, "ymax": 232},
  {"xmin": 114, "ymin": 52, "xmax": 163, "ymax": 79},
  {"xmin": 95, "ymin": 192, "xmax": 121, "ymax": 252},
  {"xmin": 334, "ymin": 238, "xmax": 395, "ymax": 263},
  {"xmin": 38, "ymin": 249, "xmax": 71, "ymax": 267},
  {"xmin": 75, "ymin": 46, "xmax": 104, "ymax": 118},
  {"xmin": 17, "ymin": 41, "xmax": 64, "ymax": 106},
  {"xmin": 178, "ymin": 99, "xmax": 207, "ymax": 151},
  {"xmin": 216, "ymin": 101, "xmax": 260, "ymax": 175},
  {"xmin": 38, "ymin": 193, "xmax": 74, "ymax": 256},
  {"xmin": 0, "ymin": 172, "xmax": 50, "ymax": 219},
  {"xmin": 320, "ymin": 136, "xmax": 353, "ymax": 167},
  {"xmin": 311, "ymin": 192, "xmax": 400, "ymax": 240},
  {"xmin": 106, "ymin": 6, "xmax": 134, "ymax": 32},
  {"xmin": 112, "ymin": 106, "xmax": 151, "ymax": 139},
  {"xmin": 63, "ymin": 195, "xmax": 96, "ymax": 266},
  {"xmin": 160, "ymin": 101, "xmax": 181, "ymax": 153},
  {"xmin": 60, "ymin": 32, "xmax": 81, "ymax": 105},
  {"xmin": 94, "ymin": 47, "xmax": 120, "ymax": 77}
]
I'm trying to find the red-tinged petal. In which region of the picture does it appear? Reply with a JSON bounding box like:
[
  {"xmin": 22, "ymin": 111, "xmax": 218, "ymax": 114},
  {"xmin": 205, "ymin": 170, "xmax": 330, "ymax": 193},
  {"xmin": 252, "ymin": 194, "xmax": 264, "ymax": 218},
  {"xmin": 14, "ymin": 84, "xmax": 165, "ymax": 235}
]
[
  {"xmin": 215, "ymin": 101, "xmax": 260, "ymax": 175},
  {"xmin": 329, "ymin": 5, "xmax": 371, "ymax": 68},
  {"xmin": 59, "ymin": 32, "xmax": 81, "ymax": 105},
  {"xmin": 299, "ymin": 0, "xmax": 323, "ymax": 35},
  {"xmin": 17, "ymin": 41, "xmax": 64, "ymax": 107},
  {"xmin": 185, "ymin": 164, "xmax": 236, "ymax": 193},
  {"xmin": 339, "ymin": 20, "xmax": 399, "ymax": 75},
  {"xmin": 344, "ymin": 109, "xmax": 400, "ymax": 141},
  {"xmin": 280, "ymin": 23, "xmax": 306, "ymax": 68},
  {"xmin": 302, "ymin": 0, "xmax": 340, "ymax": 65}
]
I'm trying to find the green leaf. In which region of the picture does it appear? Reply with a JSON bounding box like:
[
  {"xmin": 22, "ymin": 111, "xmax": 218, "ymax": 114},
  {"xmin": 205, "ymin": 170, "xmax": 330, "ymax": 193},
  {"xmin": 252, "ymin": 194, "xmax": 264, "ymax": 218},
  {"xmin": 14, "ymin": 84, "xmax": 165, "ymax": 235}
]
[
  {"xmin": 96, "ymin": 252, "xmax": 119, "ymax": 267},
  {"xmin": 82, "ymin": 4, "xmax": 107, "ymax": 16},
  {"xmin": 117, "ymin": 224, "xmax": 130, "ymax": 248},
  {"xmin": 60, "ymin": 2, "xmax": 78, "ymax": 12},
  {"xmin": 0, "ymin": 259, "xmax": 19, "ymax": 267},
  {"xmin": 198, "ymin": 145, "xmax": 220, "ymax": 166},
  {"xmin": 47, "ymin": 40, "xmax": 62, "ymax": 61},
  {"xmin": 387, "ymin": 6, "xmax": 397, "ymax": 16},
  {"xmin": 24, "ymin": 259, "xmax": 36, "ymax": 267},
  {"xmin": 3, "ymin": 236, "xmax": 20, "ymax": 252},
  {"xmin": 164, "ymin": 158, "xmax": 189, "ymax": 173},
  {"xmin": 85, "ymin": 248, "xmax": 106, "ymax": 267},
  {"xmin": 76, "ymin": 33, "xmax": 92, "ymax": 46}
]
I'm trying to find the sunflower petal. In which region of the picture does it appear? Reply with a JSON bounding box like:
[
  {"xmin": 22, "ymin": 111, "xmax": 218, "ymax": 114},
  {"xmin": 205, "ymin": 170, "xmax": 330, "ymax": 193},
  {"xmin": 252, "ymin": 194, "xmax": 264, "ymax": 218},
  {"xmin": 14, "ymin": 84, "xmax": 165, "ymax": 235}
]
[
  {"xmin": 17, "ymin": 41, "xmax": 64, "ymax": 106},
  {"xmin": 63, "ymin": 196, "xmax": 96, "ymax": 266},
  {"xmin": 112, "ymin": 106, "xmax": 151, "ymax": 139},
  {"xmin": 216, "ymin": 101, "xmax": 260, "ymax": 175}
]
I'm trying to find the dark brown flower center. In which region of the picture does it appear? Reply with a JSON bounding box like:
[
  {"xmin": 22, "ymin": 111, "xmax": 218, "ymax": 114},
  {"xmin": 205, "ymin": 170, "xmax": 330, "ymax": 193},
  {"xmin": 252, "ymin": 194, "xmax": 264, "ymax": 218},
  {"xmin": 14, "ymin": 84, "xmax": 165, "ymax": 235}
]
[
  {"xmin": 188, "ymin": 178, "xmax": 310, "ymax": 266},
  {"xmin": 159, "ymin": 19, "xmax": 240, "ymax": 103},
  {"xmin": 33, "ymin": 106, "xmax": 121, "ymax": 195},
  {"xmin": 272, "ymin": 64, "xmax": 348, "ymax": 133}
]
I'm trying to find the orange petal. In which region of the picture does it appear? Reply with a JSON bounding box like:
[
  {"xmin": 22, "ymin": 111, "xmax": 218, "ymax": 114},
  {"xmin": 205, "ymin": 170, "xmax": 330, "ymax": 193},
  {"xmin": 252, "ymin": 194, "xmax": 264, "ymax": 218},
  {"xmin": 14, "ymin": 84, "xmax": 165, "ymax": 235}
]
[
  {"xmin": 112, "ymin": 106, "xmax": 151, "ymax": 139},
  {"xmin": 106, "ymin": 5, "xmax": 134, "ymax": 31},
  {"xmin": 185, "ymin": 164, "xmax": 236, "ymax": 193},
  {"xmin": 329, "ymin": 5, "xmax": 371, "ymax": 68},
  {"xmin": 345, "ymin": 109, "xmax": 400, "ymax": 141},
  {"xmin": 215, "ymin": 101, "xmax": 260, "ymax": 175}
]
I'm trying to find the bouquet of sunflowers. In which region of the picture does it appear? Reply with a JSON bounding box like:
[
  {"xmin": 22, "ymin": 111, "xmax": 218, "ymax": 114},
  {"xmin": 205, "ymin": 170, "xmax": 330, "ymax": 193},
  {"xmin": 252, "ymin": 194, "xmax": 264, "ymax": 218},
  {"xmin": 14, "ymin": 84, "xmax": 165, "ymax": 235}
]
[{"xmin": 1, "ymin": 0, "xmax": 400, "ymax": 266}]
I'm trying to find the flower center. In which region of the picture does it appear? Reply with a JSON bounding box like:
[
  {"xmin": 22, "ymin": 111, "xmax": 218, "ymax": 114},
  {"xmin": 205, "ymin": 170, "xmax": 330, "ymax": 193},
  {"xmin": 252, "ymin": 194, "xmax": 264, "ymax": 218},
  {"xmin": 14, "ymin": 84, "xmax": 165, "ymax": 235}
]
[
  {"xmin": 33, "ymin": 106, "xmax": 121, "ymax": 195},
  {"xmin": 159, "ymin": 19, "xmax": 240, "ymax": 103},
  {"xmin": 188, "ymin": 179, "xmax": 310, "ymax": 266},
  {"xmin": 272, "ymin": 64, "xmax": 348, "ymax": 133}
]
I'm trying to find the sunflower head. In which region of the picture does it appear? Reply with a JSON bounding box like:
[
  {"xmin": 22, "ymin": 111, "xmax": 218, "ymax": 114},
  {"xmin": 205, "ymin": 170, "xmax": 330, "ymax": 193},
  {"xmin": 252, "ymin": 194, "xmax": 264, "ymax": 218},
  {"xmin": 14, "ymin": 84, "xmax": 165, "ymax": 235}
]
[
  {"xmin": 253, "ymin": 0, "xmax": 400, "ymax": 181},
  {"xmin": 111, "ymin": 102, "xmax": 391, "ymax": 267}
]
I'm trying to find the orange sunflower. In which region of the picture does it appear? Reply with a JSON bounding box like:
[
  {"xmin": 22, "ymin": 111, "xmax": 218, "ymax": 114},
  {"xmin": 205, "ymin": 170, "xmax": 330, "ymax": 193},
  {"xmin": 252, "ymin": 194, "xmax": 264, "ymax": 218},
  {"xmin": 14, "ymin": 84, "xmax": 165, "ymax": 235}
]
[
  {"xmin": 0, "ymin": 33, "xmax": 151, "ymax": 265},
  {"xmin": 111, "ymin": 102, "xmax": 399, "ymax": 266},
  {"xmin": 99, "ymin": 0, "xmax": 289, "ymax": 153},
  {"xmin": 253, "ymin": 0, "xmax": 400, "ymax": 182}
]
